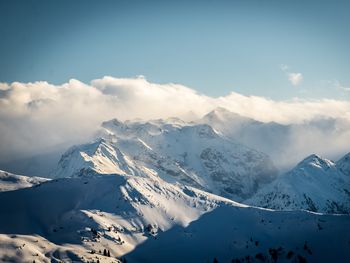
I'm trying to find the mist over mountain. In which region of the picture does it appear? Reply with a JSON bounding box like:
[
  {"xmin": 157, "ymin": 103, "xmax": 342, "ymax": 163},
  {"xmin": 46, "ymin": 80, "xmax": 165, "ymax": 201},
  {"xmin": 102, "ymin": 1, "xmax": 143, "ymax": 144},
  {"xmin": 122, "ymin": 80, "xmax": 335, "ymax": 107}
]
[{"xmin": 200, "ymin": 107, "xmax": 350, "ymax": 171}]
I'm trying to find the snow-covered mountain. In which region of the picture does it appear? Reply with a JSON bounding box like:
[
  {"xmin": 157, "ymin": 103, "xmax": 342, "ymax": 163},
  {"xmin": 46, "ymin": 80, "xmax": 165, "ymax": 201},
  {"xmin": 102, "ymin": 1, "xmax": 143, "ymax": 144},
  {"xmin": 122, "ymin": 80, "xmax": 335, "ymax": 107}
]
[
  {"xmin": 53, "ymin": 118, "xmax": 277, "ymax": 201},
  {"xmin": 247, "ymin": 153, "xmax": 350, "ymax": 214},
  {"xmin": 0, "ymin": 170, "xmax": 49, "ymax": 192},
  {"xmin": 0, "ymin": 172, "xmax": 349, "ymax": 263}
]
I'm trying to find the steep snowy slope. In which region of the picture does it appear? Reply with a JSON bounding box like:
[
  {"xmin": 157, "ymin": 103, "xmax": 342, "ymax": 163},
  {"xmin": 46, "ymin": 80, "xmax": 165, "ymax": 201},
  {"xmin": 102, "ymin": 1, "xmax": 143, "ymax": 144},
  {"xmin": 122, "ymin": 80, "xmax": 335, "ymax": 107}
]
[
  {"xmin": 0, "ymin": 174, "xmax": 349, "ymax": 263},
  {"xmin": 54, "ymin": 118, "xmax": 278, "ymax": 201},
  {"xmin": 0, "ymin": 170, "xmax": 49, "ymax": 192},
  {"xmin": 247, "ymin": 153, "xmax": 350, "ymax": 213}
]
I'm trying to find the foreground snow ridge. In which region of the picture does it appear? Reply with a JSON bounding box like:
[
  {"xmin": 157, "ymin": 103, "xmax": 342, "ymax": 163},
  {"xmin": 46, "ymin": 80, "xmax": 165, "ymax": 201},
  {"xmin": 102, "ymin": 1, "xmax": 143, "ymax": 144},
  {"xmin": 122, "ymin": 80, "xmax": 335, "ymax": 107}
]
[{"xmin": 0, "ymin": 173, "xmax": 349, "ymax": 263}]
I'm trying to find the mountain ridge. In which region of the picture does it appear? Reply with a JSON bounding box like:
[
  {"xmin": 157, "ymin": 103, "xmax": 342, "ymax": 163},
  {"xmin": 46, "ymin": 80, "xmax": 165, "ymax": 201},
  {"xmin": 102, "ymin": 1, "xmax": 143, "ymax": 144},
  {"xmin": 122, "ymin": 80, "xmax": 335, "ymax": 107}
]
[{"xmin": 247, "ymin": 153, "xmax": 350, "ymax": 214}]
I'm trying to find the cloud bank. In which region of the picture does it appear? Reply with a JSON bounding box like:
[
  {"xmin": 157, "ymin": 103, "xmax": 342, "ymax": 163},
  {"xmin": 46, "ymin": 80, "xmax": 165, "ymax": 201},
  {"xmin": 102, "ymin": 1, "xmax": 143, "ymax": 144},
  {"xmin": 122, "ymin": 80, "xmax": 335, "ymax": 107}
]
[{"xmin": 0, "ymin": 76, "xmax": 350, "ymax": 166}]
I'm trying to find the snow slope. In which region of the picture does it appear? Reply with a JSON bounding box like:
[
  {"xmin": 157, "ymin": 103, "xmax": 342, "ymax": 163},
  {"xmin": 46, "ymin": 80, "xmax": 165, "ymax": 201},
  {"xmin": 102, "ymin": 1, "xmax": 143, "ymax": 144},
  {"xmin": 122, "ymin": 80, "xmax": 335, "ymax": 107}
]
[
  {"xmin": 54, "ymin": 118, "xmax": 277, "ymax": 201},
  {"xmin": 0, "ymin": 170, "xmax": 49, "ymax": 192},
  {"xmin": 0, "ymin": 173, "xmax": 349, "ymax": 263},
  {"xmin": 247, "ymin": 153, "xmax": 350, "ymax": 214}
]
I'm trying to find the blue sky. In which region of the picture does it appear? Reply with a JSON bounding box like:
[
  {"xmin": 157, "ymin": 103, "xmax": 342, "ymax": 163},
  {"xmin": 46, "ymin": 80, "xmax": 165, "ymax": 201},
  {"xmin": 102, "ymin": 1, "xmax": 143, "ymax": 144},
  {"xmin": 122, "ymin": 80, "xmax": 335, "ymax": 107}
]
[{"xmin": 1, "ymin": 0, "xmax": 349, "ymax": 99}]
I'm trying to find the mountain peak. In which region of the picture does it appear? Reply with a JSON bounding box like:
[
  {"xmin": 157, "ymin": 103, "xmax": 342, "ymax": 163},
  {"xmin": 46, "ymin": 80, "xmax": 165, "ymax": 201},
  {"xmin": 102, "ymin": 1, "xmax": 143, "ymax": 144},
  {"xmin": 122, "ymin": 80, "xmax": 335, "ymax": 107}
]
[
  {"xmin": 296, "ymin": 154, "xmax": 334, "ymax": 170},
  {"xmin": 203, "ymin": 107, "xmax": 244, "ymax": 122}
]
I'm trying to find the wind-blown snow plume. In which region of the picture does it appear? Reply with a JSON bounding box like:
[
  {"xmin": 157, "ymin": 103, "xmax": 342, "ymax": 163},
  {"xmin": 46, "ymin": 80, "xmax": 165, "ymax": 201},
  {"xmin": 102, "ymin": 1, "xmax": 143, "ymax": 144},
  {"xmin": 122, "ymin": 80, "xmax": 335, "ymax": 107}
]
[{"xmin": 0, "ymin": 76, "xmax": 350, "ymax": 164}]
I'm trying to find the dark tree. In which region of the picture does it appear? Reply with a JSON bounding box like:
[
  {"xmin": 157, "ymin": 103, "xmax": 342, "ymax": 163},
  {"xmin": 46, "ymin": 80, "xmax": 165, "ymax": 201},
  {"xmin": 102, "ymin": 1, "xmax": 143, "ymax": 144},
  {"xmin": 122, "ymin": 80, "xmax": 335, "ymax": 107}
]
[
  {"xmin": 107, "ymin": 250, "xmax": 111, "ymax": 257},
  {"xmin": 269, "ymin": 248, "xmax": 278, "ymax": 263},
  {"xmin": 91, "ymin": 228, "xmax": 98, "ymax": 236},
  {"xmin": 255, "ymin": 253, "xmax": 266, "ymax": 261},
  {"xmin": 297, "ymin": 255, "xmax": 308, "ymax": 263},
  {"xmin": 103, "ymin": 249, "xmax": 107, "ymax": 256},
  {"xmin": 286, "ymin": 251, "xmax": 294, "ymax": 259},
  {"xmin": 213, "ymin": 257, "xmax": 219, "ymax": 263}
]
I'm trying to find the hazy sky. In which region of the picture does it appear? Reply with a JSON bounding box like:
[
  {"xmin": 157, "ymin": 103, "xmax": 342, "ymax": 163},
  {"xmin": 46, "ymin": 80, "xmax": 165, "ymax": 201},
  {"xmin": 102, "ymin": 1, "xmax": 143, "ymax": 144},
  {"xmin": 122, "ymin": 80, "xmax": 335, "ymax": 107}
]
[{"xmin": 1, "ymin": 0, "xmax": 350, "ymax": 99}]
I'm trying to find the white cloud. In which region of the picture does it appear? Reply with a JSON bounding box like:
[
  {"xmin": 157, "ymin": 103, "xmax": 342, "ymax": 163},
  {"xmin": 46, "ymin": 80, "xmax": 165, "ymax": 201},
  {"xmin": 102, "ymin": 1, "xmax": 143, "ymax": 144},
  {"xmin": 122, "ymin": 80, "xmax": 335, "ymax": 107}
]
[
  {"xmin": 281, "ymin": 64, "xmax": 303, "ymax": 86},
  {"xmin": 288, "ymin": 72, "xmax": 303, "ymax": 86},
  {"xmin": 0, "ymin": 83, "xmax": 9, "ymax": 91},
  {"xmin": 0, "ymin": 76, "xmax": 350, "ymax": 163}
]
